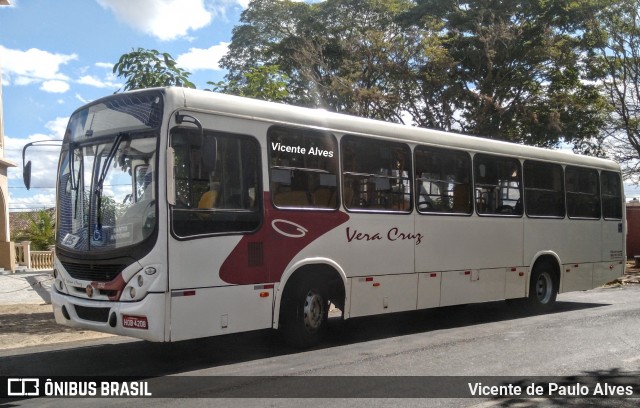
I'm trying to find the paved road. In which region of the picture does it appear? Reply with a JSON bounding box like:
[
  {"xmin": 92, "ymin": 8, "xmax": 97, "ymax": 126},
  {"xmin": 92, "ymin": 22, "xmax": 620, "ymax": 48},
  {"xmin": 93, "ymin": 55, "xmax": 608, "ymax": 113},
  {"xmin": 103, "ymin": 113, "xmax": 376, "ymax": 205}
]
[
  {"xmin": 0, "ymin": 271, "xmax": 52, "ymax": 305},
  {"xmin": 2, "ymin": 285, "xmax": 640, "ymax": 407}
]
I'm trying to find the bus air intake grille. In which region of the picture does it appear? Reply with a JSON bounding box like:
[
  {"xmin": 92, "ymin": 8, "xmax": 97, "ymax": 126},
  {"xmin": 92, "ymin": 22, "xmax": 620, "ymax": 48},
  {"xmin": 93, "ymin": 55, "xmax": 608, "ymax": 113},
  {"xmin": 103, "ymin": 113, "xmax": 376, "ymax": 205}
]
[
  {"xmin": 74, "ymin": 305, "xmax": 110, "ymax": 323},
  {"xmin": 61, "ymin": 262, "xmax": 126, "ymax": 282}
]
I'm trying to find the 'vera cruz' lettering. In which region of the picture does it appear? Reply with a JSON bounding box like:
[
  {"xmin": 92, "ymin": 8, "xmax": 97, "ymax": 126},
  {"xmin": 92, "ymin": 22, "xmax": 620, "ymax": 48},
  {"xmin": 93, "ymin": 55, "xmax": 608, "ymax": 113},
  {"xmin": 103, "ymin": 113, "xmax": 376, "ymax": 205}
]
[{"xmin": 346, "ymin": 227, "xmax": 423, "ymax": 245}]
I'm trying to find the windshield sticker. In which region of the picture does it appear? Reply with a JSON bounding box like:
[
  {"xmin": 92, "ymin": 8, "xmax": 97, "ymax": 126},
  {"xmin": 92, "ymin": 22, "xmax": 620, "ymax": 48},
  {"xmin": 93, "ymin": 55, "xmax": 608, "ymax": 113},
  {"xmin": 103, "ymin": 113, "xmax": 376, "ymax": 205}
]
[
  {"xmin": 61, "ymin": 233, "xmax": 80, "ymax": 248},
  {"xmin": 113, "ymin": 224, "xmax": 133, "ymax": 244}
]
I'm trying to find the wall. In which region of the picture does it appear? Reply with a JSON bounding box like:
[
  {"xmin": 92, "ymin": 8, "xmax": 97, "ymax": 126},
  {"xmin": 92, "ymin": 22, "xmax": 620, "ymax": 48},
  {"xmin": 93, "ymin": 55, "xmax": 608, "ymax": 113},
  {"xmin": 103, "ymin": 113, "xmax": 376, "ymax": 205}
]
[{"xmin": 627, "ymin": 204, "xmax": 640, "ymax": 258}]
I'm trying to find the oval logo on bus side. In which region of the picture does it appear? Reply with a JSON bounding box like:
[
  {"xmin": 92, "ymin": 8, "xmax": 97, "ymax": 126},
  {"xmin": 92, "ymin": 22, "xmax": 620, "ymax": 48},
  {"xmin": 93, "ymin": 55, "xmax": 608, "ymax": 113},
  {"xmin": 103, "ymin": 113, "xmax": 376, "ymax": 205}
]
[{"xmin": 271, "ymin": 219, "xmax": 308, "ymax": 238}]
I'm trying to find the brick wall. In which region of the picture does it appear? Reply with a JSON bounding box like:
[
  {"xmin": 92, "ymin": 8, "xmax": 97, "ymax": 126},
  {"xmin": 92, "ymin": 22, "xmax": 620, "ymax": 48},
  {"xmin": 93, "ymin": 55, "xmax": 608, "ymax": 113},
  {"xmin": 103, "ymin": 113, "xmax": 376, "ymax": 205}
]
[{"xmin": 627, "ymin": 206, "xmax": 640, "ymax": 258}]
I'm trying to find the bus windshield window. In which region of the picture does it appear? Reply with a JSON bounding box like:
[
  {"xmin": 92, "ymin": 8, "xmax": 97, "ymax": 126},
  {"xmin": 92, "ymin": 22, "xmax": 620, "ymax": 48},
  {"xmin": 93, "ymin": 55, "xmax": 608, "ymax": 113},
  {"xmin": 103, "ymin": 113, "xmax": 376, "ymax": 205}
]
[
  {"xmin": 57, "ymin": 92, "xmax": 163, "ymax": 253},
  {"xmin": 57, "ymin": 135, "xmax": 158, "ymax": 252}
]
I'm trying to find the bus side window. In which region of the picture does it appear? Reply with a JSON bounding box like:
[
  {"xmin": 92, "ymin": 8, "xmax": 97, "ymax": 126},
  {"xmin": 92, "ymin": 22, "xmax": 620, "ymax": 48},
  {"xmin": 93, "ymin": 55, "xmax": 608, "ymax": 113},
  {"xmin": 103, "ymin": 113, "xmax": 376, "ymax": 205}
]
[
  {"xmin": 566, "ymin": 166, "xmax": 600, "ymax": 219},
  {"xmin": 523, "ymin": 160, "xmax": 565, "ymax": 218},
  {"xmin": 170, "ymin": 129, "xmax": 262, "ymax": 237},
  {"xmin": 414, "ymin": 145, "xmax": 472, "ymax": 214},
  {"xmin": 474, "ymin": 154, "xmax": 522, "ymax": 216},
  {"xmin": 268, "ymin": 126, "xmax": 338, "ymax": 210},
  {"xmin": 341, "ymin": 135, "xmax": 412, "ymax": 212},
  {"xmin": 601, "ymin": 171, "xmax": 622, "ymax": 220}
]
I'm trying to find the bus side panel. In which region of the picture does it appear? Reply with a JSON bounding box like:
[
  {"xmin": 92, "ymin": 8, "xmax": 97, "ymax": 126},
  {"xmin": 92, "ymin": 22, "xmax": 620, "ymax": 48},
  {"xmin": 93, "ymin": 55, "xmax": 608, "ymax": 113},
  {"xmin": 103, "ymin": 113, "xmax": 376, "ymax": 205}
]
[
  {"xmin": 168, "ymin": 235, "xmax": 274, "ymax": 341},
  {"xmin": 593, "ymin": 261, "xmax": 624, "ymax": 287},
  {"xmin": 561, "ymin": 263, "xmax": 593, "ymax": 292},
  {"xmin": 417, "ymin": 272, "xmax": 441, "ymax": 309},
  {"xmin": 601, "ymin": 218, "xmax": 625, "ymax": 276},
  {"xmin": 339, "ymin": 213, "xmax": 416, "ymax": 276},
  {"xmin": 524, "ymin": 219, "xmax": 567, "ymax": 268},
  {"xmin": 349, "ymin": 274, "xmax": 418, "ymax": 317},
  {"xmin": 169, "ymin": 285, "xmax": 273, "ymax": 342},
  {"xmin": 505, "ymin": 266, "xmax": 527, "ymax": 299},
  {"xmin": 415, "ymin": 216, "xmax": 523, "ymax": 271},
  {"xmin": 440, "ymin": 268, "xmax": 505, "ymax": 307}
]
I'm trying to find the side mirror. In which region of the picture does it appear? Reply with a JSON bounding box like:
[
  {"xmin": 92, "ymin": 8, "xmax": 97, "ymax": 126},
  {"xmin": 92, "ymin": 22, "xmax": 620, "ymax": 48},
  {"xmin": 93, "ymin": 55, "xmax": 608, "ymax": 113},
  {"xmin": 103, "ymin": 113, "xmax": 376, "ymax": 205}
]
[
  {"xmin": 23, "ymin": 161, "xmax": 32, "ymax": 190},
  {"xmin": 22, "ymin": 139, "xmax": 63, "ymax": 190}
]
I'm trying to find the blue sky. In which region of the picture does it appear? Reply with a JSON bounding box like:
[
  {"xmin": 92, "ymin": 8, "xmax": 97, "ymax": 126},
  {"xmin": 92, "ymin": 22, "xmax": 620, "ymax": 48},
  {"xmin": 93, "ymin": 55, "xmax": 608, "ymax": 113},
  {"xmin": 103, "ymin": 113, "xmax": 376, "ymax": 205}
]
[
  {"xmin": 0, "ymin": 0, "xmax": 245, "ymax": 210},
  {"xmin": 1, "ymin": 0, "xmax": 639, "ymax": 212}
]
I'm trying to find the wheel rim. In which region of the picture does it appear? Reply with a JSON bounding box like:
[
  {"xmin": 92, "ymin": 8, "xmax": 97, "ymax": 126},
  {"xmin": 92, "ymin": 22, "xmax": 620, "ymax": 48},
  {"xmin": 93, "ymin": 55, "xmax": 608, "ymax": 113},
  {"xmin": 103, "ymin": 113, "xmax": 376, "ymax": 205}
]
[
  {"xmin": 535, "ymin": 272, "xmax": 553, "ymax": 304},
  {"xmin": 303, "ymin": 289, "xmax": 324, "ymax": 333}
]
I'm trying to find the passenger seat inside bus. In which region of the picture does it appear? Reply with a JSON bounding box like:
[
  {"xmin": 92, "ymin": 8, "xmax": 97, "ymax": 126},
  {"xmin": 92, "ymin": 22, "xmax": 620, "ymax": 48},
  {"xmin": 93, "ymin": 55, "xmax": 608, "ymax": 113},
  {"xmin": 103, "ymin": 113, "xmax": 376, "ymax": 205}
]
[
  {"xmin": 273, "ymin": 190, "xmax": 311, "ymax": 207},
  {"xmin": 198, "ymin": 182, "xmax": 220, "ymax": 208},
  {"xmin": 312, "ymin": 188, "xmax": 336, "ymax": 207}
]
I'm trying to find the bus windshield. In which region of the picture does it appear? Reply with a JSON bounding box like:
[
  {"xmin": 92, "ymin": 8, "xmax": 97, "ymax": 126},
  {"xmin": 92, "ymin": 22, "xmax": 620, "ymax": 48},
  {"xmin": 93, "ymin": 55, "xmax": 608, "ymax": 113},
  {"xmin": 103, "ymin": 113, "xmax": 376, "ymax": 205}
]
[{"xmin": 57, "ymin": 92, "xmax": 162, "ymax": 253}]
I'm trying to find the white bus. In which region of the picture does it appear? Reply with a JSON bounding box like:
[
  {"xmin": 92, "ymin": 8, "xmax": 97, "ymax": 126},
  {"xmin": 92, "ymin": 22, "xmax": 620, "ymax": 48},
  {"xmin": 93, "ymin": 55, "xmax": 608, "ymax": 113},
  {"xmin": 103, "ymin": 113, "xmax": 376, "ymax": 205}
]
[{"xmin": 43, "ymin": 87, "xmax": 625, "ymax": 347}]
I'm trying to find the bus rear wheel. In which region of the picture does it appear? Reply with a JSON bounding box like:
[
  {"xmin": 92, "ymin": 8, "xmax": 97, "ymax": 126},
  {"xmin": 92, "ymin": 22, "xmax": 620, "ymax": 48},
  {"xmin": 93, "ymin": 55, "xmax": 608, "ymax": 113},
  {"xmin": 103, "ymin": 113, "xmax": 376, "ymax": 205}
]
[
  {"xmin": 526, "ymin": 261, "xmax": 557, "ymax": 312},
  {"xmin": 280, "ymin": 277, "xmax": 328, "ymax": 348}
]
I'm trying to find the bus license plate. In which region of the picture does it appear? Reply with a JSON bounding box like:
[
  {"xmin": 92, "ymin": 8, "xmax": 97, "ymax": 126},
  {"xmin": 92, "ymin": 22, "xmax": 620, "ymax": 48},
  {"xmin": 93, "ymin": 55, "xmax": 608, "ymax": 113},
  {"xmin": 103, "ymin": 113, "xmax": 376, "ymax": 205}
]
[{"xmin": 122, "ymin": 315, "xmax": 148, "ymax": 330}]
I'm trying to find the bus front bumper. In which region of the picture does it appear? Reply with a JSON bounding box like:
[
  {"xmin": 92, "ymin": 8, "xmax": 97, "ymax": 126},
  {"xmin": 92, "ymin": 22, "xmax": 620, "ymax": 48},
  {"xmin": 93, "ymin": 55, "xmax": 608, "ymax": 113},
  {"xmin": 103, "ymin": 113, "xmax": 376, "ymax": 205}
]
[{"xmin": 51, "ymin": 289, "xmax": 166, "ymax": 342}]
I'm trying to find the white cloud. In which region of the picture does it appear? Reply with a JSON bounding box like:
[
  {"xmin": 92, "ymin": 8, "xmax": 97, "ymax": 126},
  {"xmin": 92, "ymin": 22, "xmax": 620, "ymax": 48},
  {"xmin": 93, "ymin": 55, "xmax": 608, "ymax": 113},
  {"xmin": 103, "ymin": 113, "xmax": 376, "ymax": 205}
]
[
  {"xmin": 96, "ymin": 0, "xmax": 213, "ymax": 41},
  {"xmin": 40, "ymin": 80, "xmax": 70, "ymax": 93},
  {"xmin": 176, "ymin": 42, "xmax": 229, "ymax": 71},
  {"xmin": 44, "ymin": 117, "xmax": 70, "ymax": 138},
  {"xmin": 95, "ymin": 62, "xmax": 114, "ymax": 69},
  {"xmin": 0, "ymin": 45, "xmax": 77, "ymax": 86},
  {"xmin": 77, "ymin": 75, "xmax": 120, "ymax": 89},
  {"xmin": 75, "ymin": 94, "xmax": 90, "ymax": 104},
  {"xmin": 5, "ymin": 117, "xmax": 67, "ymax": 198}
]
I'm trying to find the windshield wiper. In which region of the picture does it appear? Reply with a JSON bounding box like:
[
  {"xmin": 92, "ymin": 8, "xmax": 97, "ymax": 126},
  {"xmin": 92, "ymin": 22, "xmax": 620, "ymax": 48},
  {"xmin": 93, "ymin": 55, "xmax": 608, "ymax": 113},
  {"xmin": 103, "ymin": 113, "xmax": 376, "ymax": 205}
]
[{"xmin": 95, "ymin": 132, "xmax": 128, "ymax": 230}]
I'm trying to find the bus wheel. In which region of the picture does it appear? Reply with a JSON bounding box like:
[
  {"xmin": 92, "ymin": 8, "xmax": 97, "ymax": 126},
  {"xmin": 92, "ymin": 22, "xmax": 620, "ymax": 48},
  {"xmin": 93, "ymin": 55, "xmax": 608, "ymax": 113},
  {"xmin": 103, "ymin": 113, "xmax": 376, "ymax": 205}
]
[
  {"xmin": 526, "ymin": 262, "xmax": 557, "ymax": 312},
  {"xmin": 281, "ymin": 277, "xmax": 327, "ymax": 348}
]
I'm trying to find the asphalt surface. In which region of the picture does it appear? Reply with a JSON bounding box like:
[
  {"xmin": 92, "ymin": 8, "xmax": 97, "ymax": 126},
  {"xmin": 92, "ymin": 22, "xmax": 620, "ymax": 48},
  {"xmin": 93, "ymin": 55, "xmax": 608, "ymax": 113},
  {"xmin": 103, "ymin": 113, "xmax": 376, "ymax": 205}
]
[{"xmin": 1, "ymin": 283, "xmax": 639, "ymax": 407}]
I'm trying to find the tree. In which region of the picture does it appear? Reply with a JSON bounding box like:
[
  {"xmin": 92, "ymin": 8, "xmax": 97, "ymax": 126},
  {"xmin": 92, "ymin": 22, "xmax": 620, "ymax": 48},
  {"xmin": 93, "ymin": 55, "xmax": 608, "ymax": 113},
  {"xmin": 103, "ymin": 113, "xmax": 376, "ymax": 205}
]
[
  {"xmin": 14, "ymin": 209, "xmax": 56, "ymax": 251},
  {"xmin": 587, "ymin": 0, "xmax": 640, "ymax": 182},
  {"xmin": 113, "ymin": 48, "xmax": 195, "ymax": 92},
  {"xmin": 208, "ymin": 65, "xmax": 290, "ymax": 102},
  {"xmin": 221, "ymin": 0, "xmax": 610, "ymax": 149},
  {"xmin": 405, "ymin": 0, "xmax": 610, "ymax": 147},
  {"xmin": 220, "ymin": 0, "xmax": 447, "ymax": 123}
]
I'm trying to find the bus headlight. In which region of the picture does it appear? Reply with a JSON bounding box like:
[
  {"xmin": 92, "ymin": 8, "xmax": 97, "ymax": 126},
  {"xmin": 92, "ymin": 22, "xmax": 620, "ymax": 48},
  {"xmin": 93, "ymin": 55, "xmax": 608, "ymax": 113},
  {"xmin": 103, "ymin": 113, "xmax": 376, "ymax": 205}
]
[{"xmin": 121, "ymin": 265, "xmax": 161, "ymax": 301}]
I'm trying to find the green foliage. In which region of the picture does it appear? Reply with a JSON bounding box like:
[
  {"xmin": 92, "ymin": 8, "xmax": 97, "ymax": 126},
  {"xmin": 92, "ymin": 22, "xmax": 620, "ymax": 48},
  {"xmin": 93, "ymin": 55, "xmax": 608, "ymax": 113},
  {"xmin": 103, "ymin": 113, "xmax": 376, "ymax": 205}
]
[
  {"xmin": 14, "ymin": 210, "xmax": 56, "ymax": 251},
  {"xmin": 113, "ymin": 48, "xmax": 195, "ymax": 92},
  {"xmin": 208, "ymin": 65, "xmax": 289, "ymax": 102},
  {"xmin": 220, "ymin": 0, "xmax": 611, "ymax": 149},
  {"xmin": 405, "ymin": 0, "xmax": 609, "ymax": 147},
  {"xmin": 220, "ymin": 0, "xmax": 436, "ymax": 123},
  {"xmin": 586, "ymin": 0, "xmax": 640, "ymax": 180}
]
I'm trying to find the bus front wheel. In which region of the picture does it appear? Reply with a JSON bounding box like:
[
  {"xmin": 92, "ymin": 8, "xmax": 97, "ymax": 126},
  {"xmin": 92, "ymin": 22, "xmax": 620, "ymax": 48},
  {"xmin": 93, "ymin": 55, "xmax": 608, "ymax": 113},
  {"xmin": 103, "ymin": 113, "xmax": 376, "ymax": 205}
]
[{"xmin": 280, "ymin": 277, "xmax": 328, "ymax": 348}]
